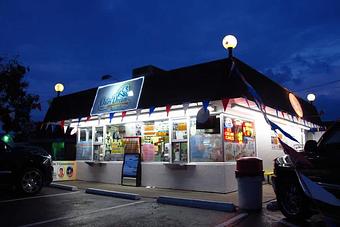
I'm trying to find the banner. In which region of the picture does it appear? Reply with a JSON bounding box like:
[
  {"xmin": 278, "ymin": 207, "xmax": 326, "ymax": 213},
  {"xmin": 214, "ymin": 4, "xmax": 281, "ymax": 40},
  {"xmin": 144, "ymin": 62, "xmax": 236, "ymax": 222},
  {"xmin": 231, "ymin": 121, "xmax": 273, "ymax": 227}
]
[{"xmin": 52, "ymin": 161, "xmax": 77, "ymax": 181}]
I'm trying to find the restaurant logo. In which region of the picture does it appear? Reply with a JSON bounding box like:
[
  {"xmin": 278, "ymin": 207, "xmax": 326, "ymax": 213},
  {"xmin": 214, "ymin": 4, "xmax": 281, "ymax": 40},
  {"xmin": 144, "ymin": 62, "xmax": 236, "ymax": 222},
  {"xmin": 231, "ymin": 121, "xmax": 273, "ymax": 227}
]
[
  {"xmin": 91, "ymin": 77, "xmax": 144, "ymax": 115},
  {"xmin": 98, "ymin": 84, "xmax": 130, "ymax": 111}
]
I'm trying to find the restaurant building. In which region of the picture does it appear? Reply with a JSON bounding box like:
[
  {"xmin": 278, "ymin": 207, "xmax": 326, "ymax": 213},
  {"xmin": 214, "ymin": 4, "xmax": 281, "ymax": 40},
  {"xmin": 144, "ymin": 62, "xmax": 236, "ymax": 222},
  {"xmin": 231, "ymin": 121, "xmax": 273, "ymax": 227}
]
[{"xmin": 44, "ymin": 57, "xmax": 321, "ymax": 193}]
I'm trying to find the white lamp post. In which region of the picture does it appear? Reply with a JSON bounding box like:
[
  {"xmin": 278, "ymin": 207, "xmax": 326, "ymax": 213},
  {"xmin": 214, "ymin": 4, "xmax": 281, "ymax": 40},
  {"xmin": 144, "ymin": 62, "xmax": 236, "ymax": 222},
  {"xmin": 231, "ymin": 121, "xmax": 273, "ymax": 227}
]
[
  {"xmin": 307, "ymin": 93, "xmax": 316, "ymax": 104},
  {"xmin": 54, "ymin": 83, "xmax": 64, "ymax": 97},
  {"xmin": 222, "ymin": 35, "xmax": 238, "ymax": 58}
]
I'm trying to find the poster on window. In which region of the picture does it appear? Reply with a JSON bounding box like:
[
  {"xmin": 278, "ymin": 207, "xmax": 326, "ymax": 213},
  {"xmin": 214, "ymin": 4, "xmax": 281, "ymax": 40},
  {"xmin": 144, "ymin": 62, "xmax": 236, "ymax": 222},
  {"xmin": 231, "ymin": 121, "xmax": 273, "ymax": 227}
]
[
  {"xmin": 271, "ymin": 131, "xmax": 283, "ymax": 150},
  {"xmin": 53, "ymin": 161, "xmax": 77, "ymax": 181},
  {"xmin": 224, "ymin": 117, "xmax": 256, "ymax": 161}
]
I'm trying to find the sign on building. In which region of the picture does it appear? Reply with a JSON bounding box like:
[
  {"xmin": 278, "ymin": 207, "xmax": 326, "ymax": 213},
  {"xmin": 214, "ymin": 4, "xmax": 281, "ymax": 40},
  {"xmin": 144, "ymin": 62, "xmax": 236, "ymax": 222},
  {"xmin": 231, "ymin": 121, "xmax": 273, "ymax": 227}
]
[{"xmin": 91, "ymin": 77, "xmax": 144, "ymax": 115}]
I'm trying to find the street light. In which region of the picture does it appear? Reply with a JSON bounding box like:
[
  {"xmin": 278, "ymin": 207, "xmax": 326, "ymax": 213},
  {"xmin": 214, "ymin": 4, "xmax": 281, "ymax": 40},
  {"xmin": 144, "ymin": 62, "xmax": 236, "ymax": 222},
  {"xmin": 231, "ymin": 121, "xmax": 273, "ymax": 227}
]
[
  {"xmin": 222, "ymin": 35, "xmax": 238, "ymax": 58},
  {"xmin": 54, "ymin": 83, "xmax": 64, "ymax": 97},
  {"xmin": 307, "ymin": 93, "xmax": 316, "ymax": 104}
]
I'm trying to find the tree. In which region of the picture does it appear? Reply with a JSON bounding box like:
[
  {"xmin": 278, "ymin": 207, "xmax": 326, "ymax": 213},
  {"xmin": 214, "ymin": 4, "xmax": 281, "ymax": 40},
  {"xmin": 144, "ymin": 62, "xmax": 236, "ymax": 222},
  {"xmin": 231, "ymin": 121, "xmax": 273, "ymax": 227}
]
[{"xmin": 0, "ymin": 56, "xmax": 40, "ymax": 141}]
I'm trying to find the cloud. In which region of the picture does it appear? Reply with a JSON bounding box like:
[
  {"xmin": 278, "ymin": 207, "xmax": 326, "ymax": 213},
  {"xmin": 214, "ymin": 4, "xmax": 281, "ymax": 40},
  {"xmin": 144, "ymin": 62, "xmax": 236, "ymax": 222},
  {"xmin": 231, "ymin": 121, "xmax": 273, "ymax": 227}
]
[{"xmin": 265, "ymin": 66, "xmax": 303, "ymax": 85}]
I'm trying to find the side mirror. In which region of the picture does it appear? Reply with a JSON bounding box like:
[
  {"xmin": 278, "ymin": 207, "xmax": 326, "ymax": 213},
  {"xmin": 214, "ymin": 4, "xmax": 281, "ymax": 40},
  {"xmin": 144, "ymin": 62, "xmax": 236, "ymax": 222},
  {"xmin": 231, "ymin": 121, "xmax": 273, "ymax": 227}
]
[{"xmin": 304, "ymin": 140, "xmax": 317, "ymax": 153}]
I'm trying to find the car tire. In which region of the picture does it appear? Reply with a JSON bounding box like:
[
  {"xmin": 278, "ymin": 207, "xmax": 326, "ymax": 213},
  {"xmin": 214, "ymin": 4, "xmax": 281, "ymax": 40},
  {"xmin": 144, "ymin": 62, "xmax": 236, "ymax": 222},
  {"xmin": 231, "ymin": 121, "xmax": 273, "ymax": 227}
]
[
  {"xmin": 17, "ymin": 168, "xmax": 43, "ymax": 195},
  {"xmin": 277, "ymin": 180, "xmax": 312, "ymax": 220}
]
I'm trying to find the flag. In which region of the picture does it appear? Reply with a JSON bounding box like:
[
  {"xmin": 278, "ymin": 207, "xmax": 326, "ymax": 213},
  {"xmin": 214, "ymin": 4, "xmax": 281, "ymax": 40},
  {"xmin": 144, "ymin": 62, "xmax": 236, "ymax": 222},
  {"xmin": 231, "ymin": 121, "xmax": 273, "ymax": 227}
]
[
  {"xmin": 202, "ymin": 100, "xmax": 209, "ymax": 111},
  {"xmin": 222, "ymin": 98, "xmax": 230, "ymax": 111},
  {"xmin": 98, "ymin": 115, "xmax": 101, "ymax": 125},
  {"xmin": 60, "ymin": 120, "xmax": 65, "ymax": 129},
  {"xmin": 136, "ymin": 109, "xmax": 142, "ymax": 120},
  {"xmin": 270, "ymin": 120, "xmax": 299, "ymax": 143},
  {"xmin": 121, "ymin": 111, "xmax": 127, "ymax": 121},
  {"xmin": 243, "ymin": 96, "xmax": 250, "ymax": 108},
  {"xmin": 166, "ymin": 105, "xmax": 171, "ymax": 116},
  {"xmin": 183, "ymin": 102, "xmax": 190, "ymax": 115},
  {"xmin": 149, "ymin": 106, "xmax": 156, "ymax": 116},
  {"xmin": 109, "ymin": 112, "xmax": 115, "ymax": 123}
]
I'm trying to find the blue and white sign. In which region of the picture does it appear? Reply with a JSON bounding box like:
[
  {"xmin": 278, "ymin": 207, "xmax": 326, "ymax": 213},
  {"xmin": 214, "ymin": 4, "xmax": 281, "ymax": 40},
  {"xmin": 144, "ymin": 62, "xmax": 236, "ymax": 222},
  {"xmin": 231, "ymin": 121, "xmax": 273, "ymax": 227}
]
[
  {"xmin": 122, "ymin": 154, "xmax": 140, "ymax": 177},
  {"xmin": 90, "ymin": 77, "xmax": 144, "ymax": 115}
]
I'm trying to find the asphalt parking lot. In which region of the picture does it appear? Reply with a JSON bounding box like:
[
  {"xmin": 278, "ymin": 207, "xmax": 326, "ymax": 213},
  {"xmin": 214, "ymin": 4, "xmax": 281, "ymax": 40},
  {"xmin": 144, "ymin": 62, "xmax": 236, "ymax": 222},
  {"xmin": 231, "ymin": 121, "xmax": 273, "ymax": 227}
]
[
  {"xmin": 0, "ymin": 184, "xmax": 330, "ymax": 227},
  {"xmin": 0, "ymin": 187, "xmax": 237, "ymax": 227}
]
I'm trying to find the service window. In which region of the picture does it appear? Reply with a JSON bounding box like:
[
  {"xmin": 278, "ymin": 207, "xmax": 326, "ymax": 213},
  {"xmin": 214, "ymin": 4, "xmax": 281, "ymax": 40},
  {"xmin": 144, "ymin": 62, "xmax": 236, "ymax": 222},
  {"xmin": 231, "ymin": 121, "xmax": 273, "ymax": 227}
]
[{"xmin": 189, "ymin": 116, "xmax": 223, "ymax": 162}]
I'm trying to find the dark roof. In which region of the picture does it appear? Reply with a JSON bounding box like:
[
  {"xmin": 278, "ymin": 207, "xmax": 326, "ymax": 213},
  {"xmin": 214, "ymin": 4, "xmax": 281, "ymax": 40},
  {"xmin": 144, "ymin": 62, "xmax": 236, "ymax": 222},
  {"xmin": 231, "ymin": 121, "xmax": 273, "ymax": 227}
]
[{"xmin": 44, "ymin": 57, "xmax": 321, "ymax": 124}]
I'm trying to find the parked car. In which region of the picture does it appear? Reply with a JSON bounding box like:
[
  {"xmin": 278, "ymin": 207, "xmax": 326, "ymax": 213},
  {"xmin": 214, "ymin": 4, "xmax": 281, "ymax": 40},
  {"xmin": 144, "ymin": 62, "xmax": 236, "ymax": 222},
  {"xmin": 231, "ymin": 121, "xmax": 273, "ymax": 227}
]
[
  {"xmin": 0, "ymin": 140, "xmax": 53, "ymax": 195},
  {"xmin": 272, "ymin": 122, "xmax": 340, "ymax": 223}
]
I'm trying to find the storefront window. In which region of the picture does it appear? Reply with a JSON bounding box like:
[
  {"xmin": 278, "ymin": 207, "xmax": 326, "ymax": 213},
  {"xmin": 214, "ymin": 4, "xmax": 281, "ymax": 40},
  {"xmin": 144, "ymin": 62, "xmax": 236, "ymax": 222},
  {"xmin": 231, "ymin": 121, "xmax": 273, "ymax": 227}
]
[
  {"xmin": 142, "ymin": 120, "xmax": 170, "ymax": 162},
  {"xmin": 105, "ymin": 125, "xmax": 126, "ymax": 161},
  {"xmin": 93, "ymin": 126, "xmax": 104, "ymax": 161},
  {"xmin": 223, "ymin": 117, "xmax": 256, "ymax": 161},
  {"xmin": 190, "ymin": 117, "xmax": 223, "ymax": 162},
  {"xmin": 171, "ymin": 119, "xmax": 188, "ymax": 163},
  {"xmin": 104, "ymin": 123, "xmax": 144, "ymax": 161}
]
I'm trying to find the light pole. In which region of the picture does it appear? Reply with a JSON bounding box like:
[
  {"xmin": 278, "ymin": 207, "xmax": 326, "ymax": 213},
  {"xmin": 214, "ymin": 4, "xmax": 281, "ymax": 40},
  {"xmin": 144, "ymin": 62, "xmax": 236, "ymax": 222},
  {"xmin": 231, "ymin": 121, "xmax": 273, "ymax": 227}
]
[
  {"xmin": 307, "ymin": 93, "xmax": 316, "ymax": 105},
  {"xmin": 54, "ymin": 83, "xmax": 64, "ymax": 97},
  {"xmin": 222, "ymin": 35, "xmax": 238, "ymax": 58}
]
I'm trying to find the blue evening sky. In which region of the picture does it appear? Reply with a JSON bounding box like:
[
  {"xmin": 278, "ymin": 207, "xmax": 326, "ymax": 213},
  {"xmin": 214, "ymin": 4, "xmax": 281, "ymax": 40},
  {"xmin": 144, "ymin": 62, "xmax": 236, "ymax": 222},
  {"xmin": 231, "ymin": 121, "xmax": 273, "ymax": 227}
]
[{"xmin": 1, "ymin": 0, "xmax": 340, "ymax": 121}]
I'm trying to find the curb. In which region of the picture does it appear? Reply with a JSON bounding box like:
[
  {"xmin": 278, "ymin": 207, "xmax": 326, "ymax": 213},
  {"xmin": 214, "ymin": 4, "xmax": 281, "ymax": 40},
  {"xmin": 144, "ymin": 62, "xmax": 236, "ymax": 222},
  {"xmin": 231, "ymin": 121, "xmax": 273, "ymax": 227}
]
[
  {"xmin": 157, "ymin": 196, "xmax": 236, "ymax": 212},
  {"xmin": 85, "ymin": 188, "xmax": 141, "ymax": 200},
  {"xmin": 49, "ymin": 183, "xmax": 78, "ymax": 191}
]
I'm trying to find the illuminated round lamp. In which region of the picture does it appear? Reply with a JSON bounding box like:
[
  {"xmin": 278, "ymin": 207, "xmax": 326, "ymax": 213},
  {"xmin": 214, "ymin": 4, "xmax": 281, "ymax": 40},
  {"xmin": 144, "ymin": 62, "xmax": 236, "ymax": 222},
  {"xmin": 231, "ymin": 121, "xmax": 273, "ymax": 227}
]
[
  {"xmin": 222, "ymin": 35, "xmax": 238, "ymax": 58},
  {"xmin": 289, "ymin": 93, "xmax": 303, "ymax": 118},
  {"xmin": 54, "ymin": 83, "xmax": 64, "ymax": 97},
  {"xmin": 307, "ymin": 93, "xmax": 316, "ymax": 103}
]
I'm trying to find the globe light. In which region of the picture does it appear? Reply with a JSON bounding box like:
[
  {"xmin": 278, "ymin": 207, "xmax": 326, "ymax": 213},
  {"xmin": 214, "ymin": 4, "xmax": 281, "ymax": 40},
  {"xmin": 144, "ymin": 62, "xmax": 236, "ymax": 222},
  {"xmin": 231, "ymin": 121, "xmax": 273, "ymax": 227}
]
[
  {"xmin": 307, "ymin": 93, "xmax": 316, "ymax": 102},
  {"xmin": 222, "ymin": 35, "xmax": 238, "ymax": 49},
  {"xmin": 54, "ymin": 83, "xmax": 64, "ymax": 97}
]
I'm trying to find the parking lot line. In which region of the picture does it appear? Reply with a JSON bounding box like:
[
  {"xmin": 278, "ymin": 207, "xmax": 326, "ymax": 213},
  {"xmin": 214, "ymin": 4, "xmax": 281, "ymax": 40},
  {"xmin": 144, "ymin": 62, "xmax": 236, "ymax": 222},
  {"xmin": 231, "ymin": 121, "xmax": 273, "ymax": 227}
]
[
  {"xmin": 214, "ymin": 213, "xmax": 248, "ymax": 227},
  {"xmin": 20, "ymin": 200, "xmax": 145, "ymax": 227},
  {"xmin": 0, "ymin": 191, "xmax": 80, "ymax": 204}
]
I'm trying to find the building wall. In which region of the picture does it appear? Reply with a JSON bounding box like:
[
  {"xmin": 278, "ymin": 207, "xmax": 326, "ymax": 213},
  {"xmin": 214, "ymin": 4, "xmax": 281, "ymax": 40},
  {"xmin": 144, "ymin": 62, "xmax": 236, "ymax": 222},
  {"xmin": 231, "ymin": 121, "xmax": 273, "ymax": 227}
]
[{"xmin": 77, "ymin": 161, "xmax": 237, "ymax": 193}]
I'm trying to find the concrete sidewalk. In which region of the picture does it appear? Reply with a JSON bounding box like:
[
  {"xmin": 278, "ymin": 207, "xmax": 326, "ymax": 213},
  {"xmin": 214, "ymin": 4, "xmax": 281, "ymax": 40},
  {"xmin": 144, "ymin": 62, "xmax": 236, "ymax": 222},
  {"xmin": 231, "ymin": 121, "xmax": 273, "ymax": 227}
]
[{"xmin": 51, "ymin": 180, "xmax": 276, "ymax": 206}]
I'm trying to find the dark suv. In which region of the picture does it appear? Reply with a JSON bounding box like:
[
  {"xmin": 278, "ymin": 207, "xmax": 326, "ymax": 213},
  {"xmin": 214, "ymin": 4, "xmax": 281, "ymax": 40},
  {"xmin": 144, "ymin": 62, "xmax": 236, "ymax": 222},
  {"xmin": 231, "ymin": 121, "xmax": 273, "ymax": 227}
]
[
  {"xmin": 0, "ymin": 141, "xmax": 53, "ymax": 195},
  {"xmin": 272, "ymin": 122, "xmax": 340, "ymax": 223}
]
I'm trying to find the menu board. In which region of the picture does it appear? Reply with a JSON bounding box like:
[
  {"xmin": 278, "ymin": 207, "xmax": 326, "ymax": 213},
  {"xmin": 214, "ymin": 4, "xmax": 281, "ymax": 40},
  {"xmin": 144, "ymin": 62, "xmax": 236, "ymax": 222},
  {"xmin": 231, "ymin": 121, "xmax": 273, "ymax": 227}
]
[{"xmin": 121, "ymin": 153, "xmax": 141, "ymax": 187}]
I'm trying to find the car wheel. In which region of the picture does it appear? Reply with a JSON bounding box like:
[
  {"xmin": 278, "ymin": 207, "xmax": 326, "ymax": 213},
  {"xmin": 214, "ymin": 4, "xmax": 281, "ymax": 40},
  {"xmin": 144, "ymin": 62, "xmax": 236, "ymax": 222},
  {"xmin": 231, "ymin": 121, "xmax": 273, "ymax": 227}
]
[
  {"xmin": 277, "ymin": 181, "xmax": 312, "ymax": 220},
  {"xmin": 18, "ymin": 168, "xmax": 43, "ymax": 195}
]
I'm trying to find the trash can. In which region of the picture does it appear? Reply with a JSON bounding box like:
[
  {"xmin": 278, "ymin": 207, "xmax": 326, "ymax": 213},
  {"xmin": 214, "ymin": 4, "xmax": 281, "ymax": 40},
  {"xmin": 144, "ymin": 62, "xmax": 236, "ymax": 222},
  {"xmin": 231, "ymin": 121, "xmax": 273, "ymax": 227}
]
[{"xmin": 235, "ymin": 157, "xmax": 264, "ymax": 210}]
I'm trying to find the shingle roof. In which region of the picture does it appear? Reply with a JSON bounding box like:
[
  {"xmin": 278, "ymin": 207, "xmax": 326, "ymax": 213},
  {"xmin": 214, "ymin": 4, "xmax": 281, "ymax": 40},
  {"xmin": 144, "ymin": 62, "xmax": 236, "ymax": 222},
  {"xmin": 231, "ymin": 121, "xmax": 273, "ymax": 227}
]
[{"xmin": 44, "ymin": 57, "xmax": 321, "ymax": 124}]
